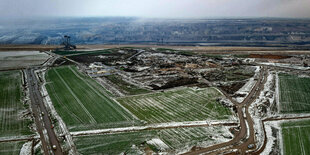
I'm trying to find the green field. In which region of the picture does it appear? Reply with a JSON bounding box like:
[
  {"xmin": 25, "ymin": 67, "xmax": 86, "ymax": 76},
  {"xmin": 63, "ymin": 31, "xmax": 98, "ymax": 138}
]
[
  {"xmin": 74, "ymin": 130, "xmax": 155, "ymax": 154},
  {"xmin": 45, "ymin": 66, "xmax": 139, "ymax": 131},
  {"xmin": 0, "ymin": 71, "xmax": 33, "ymax": 138},
  {"xmin": 282, "ymin": 119, "xmax": 310, "ymax": 155},
  {"xmin": 105, "ymin": 74, "xmax": 151, "ymax": 95},
  {"xmin": 0, "ymin": 141, "xmax": 25, "ymax": 155},
  {"xmin": 117, "ymin": 87, "xmax": 232, "ymax": 123},
  {"xmin": 279, "ymin": 74, "xmax": 310, "ymax": 113},
  {"xmin": 158, "ymin": 126, "xmax": 227, "ymax": 150},
  {"xmin": 74, "ymin": 126, "xmax": 229, "ymax": 154}
]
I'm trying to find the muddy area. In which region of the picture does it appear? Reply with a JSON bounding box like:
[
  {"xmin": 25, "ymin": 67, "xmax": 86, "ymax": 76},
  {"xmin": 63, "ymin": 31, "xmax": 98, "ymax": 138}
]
[
  {"xmin": 202, "ymin": 67, "xmax": 255, "ymax": 82},
  {"xmin": 150, "ymin": 77, "xmax": 198, "ymax": 90},
  {"xmin": 67, "ymin": 48, "xmax": 139, "ymax": 65},
  {"xmin": 219, "ymin": 81, "xmax": 247, "ymax": 94},
  {"xmin": 52, "ymin": 58, "xmax": 75, "ymax": 67},
  {"xmin": 249, "ymin": 54, "xmax": 291, "ymax": 59}
]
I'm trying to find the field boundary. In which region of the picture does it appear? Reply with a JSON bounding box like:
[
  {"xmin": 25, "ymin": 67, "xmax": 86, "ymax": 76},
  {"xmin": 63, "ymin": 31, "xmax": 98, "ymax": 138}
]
[
  {"xmin": 70, "ymin": 120, "xmax": 238, "ymax": 137},
  {"xmin": 276, "ymin": 72, "xmax": 280, "ymax": 113}
]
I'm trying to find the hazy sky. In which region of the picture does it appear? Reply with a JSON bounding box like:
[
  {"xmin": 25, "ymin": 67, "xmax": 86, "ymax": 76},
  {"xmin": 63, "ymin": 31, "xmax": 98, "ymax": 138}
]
[{"xmin": 1, "ymin": 0, "xmax": 310, "ymax": 18}]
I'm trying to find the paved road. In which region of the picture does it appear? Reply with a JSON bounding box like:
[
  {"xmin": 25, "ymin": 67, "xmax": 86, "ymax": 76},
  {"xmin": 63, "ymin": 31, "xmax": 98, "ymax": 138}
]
[
  {"xmin": 26, "ymin": 69, "xmax": 63, "ymax": 155},
  {"xmin": 183, "ymin": 66, "xmax": 267, "ymax": 155}
]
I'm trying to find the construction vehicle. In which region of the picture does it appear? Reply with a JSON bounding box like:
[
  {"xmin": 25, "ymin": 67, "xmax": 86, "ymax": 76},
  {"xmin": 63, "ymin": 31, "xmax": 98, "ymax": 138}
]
[{"xmin": 61, "ymin": 35, "xmax": 76, "ymax": 50}]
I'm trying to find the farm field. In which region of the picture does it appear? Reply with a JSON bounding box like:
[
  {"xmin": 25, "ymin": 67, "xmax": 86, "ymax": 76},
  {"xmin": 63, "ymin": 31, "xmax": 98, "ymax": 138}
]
[
  {"xmin": 105, "ymin": 74, "xmax": 151, "ymax": 95},
  {"xmin": 0, "ymin": 71, "xmax": 33, "ymax": 138},
  {"xmin": 278, "ymin": 73, "xmax": 310, "ymax": 113},
  {"xmin": 0, "ymin": 51, "xmax": 50, "ymax": 70},
  {"xmin": 73, "ymin": 126, "xmax": 232, "ymax": 154},
  {"xmin": 45, "ymin": 66, "xmax": 139, "ymax": 131},
  {"xmin": 117, "ymin": 87, "xmax": 232, "ymax": 124},
  {"xmin": 281, "ymin": 119, "xmax": 310, "ymax": 155},
  {"xmin": 0, "ymin": 141, "xmax": 25, "ymax": 155}
]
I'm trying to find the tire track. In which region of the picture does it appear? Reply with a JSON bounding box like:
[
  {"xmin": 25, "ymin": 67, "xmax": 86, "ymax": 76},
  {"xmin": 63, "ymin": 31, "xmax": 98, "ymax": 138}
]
[
  {"xmin": 68, "ymin": 66, "xmax": 137, "ymax": 121},
  {"xmin": 53, "ymin": 68, "xmax": 97, "ymax": 124}
]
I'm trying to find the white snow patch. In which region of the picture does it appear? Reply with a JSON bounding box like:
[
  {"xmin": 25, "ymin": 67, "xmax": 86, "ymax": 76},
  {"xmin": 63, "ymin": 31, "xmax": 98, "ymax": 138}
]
[
  {"xmin": 0, "ymin": 135, "xmax": 32, "ymax": 141},
  {"xmin": 261, "ymin": 121, "xmax": 280, "ymax": 155},
  {"xmin": 234, "ymin": 78, "xmax": 256, "ymax": 102},
  {"xmin": 259, "ymin": 62, "xmax": 310, "ymax": 70},
  {"xmin": 147, "ymin": 138, "xmax": 169, "ymax": 150},
  {"xmin": 70, "ymin": 120, "xmax": 238, "ymax": 136},
  {"xmin": 233, "ymin": 66, "xmax": 260, "ymax": 102},
  {"xmin": 19, "ymin": 141, "xmax": 32, "ymax": 155},
  {"xmin": 275, "ymin": 73, "xmax": 280, "ymax": 113},
  {"xmin": 249, "ymin": 72, "xmax": 275, "ymax": 151},
  {"xmin": 136, "ymin": 66, "xmax": 150, "ymax": 71}
]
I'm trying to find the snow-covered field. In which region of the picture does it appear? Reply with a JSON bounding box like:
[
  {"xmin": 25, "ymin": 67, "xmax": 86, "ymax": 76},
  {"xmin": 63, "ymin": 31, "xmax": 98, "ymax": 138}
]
[{"xmin": 0, "ymin": 51, "xmax": 50, "ymax": 69}]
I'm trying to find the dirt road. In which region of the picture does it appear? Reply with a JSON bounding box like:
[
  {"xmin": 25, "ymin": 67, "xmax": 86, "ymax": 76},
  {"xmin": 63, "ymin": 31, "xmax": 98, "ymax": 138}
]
[
  {"xmin": 183, "ymin": 66, "xmax": 267, "ymax": 155},
  {"xmin": 26, "ymin": 69, "xmax": 63, "ymax": 155}
]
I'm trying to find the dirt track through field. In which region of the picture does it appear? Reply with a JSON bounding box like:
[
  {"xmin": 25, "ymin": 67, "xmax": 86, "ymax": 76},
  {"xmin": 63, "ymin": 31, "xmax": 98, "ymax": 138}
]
[
  {"xmin": 183, "ymin": 66, "xmax": 267, "ymax": 155},
  {"xmin": 53, "ymin": 68, "xmax": 97, "ymax": 124}
]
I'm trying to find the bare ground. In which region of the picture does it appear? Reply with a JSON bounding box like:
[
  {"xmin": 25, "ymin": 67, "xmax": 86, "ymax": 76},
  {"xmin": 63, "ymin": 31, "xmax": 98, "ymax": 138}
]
[{"xmin": 1, "ymin": 44, "xmax": 310, "ymax": 55}]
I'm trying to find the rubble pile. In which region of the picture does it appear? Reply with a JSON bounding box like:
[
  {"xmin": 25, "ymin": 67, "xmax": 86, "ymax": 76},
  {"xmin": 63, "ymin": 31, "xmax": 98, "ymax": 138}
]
[{"xmin": 69, "ymin": 48, "xmax": 256, "ymax": 92}]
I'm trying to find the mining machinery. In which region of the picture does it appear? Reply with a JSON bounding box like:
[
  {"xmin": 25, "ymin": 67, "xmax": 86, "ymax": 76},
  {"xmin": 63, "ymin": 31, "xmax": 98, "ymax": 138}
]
[{"xmin": 61, "ymin": 35, "xmax": 76, "ymax": 50}]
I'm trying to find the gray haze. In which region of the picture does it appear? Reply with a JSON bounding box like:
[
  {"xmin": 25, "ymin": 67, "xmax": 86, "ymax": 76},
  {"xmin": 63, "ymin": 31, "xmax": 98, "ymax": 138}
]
[{"xmin": 1, "ymin": 0, "xmax": 310, "ymax": 18}]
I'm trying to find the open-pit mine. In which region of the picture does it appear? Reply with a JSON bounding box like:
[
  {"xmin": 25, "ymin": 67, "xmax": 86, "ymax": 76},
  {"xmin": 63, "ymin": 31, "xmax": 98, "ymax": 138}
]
[{"xmin": 1, "ymin": 44, "xmax": 310, "ymax": 155}]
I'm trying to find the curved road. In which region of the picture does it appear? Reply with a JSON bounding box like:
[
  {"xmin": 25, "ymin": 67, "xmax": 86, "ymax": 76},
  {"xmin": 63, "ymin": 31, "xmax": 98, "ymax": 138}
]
[{"xmin": 183, "ymin": 66, "xmax": 267, "ymax": 155}]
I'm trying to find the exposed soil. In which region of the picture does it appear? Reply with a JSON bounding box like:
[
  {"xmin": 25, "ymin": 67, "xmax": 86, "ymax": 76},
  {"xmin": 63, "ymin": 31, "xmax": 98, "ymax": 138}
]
[
  {"xmin": 202, "ymin": 67, "xmax": 255, "ymax": 82},
  {"xmin": 52, "ymin": 58, "xmax": 75, "ymax": 67},
  {"xmin": 249, "ymin": 54, "xmax": 291, "ymax": 59},
  {"xmin": 67, "ymin": 49, "xmax": 137, "ymax": 65},
  {"xmin": 219, "ymin": 81, "xmax": 246, "ymax": 94},
  {"xmin": 150, "ymin": 77, "xmax": 198, "ymax": 90}
]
